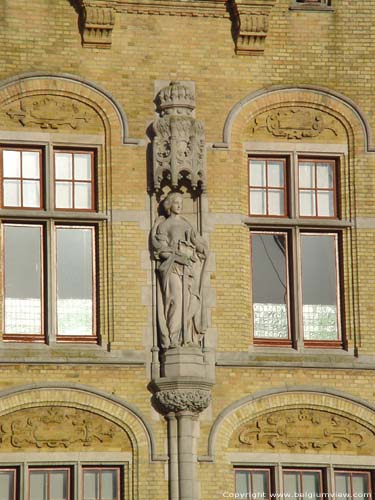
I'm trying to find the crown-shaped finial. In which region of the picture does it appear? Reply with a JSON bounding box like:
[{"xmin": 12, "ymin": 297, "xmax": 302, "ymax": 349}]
[{"xmin": 157, "ymin": 81, "xmax": 195, "ymax": 114}]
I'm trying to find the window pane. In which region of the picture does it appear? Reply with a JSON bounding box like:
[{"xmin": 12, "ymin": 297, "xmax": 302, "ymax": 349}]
[
  {"xmin": 75, "ymin": 182, "xmax": 92, "ymax": 209},
  {"xmin": 252, "ymin": 471, "xmax": 270, "ymax": 499},
  {"xmin": 30, "ymin": 471, "xmax": 47, "ymax": 500},
  {"xmin": 250, "ymin": 189, "xmax": 266, "ymax": 215},
  {"xmin": 74, "ymin": 153, "xmax": 92, "ymax": 180},
  {"xmin": 268, "ymin": 161, "xmax": 284, "ymax": 187},
  {"xmin": 102, "ymin": 470, "xmax": 117, "ymax": 500},
  {"xmin": 56, "ymin": 227, "xmax": 94, "ymax": 336},
  {"xmin": 4, "ymin": 225, "xmax": 42, "ymax": 335},
  {"xmin": 352, "ymin": 474, "xmax": 369, "ymax": 497},
  {"xmin": 284, "ymin": 472, "xmax": 300, "ymax": 496},
  {"xmin": 55, "ymin": 181, "xmax": 73, "ymax": 209},
  {"xmin": 50, "ymin": 470, "xmax": 68, "ymax": 500},
  {"xmin": 84, "ymin": 470, "xmax": 99, "ymax": 500},
  {"xmin": 317, "ymin": 162, "xmax": 333, "ymax": 188},
  {"xmin": 299, "ymin": 162, "xmax": 315, "ymax": 188},
  {"xmin": 0, "ymin": 471, "xmax": 15, "ymax": 500},
  {"xmin": 300, "ymin": 190, "xmax": 316, "ymax": 216},
  {"xmin": 22, "ymin": 151, "xmax": 40, "ymax": 178},
  {"xmin": 3, "ymin": 150, "xmax": 20, "ymax": 177},
  {"xmin": 302, "ymin": 471, "xmax": 320, "ymax": 500},
  {"xmin": 55, "ymin": 153, "xmax": 73, "ymax": 179},
  {"xmin": 250, "ymin": 160, "xmax": 266, "ymax": 187},
  {"xmin": 301, "ymin": 234, "xmax": 339, "ymax": 340},
  {"xmin": 252, "ymin": 233, "xmax": 289, "ymax": 339},
  {"xmin": 23, "ymin": 180, "xmax": 40, "ymax": 208},
  {"xmin": 317, "ymin": 191, "xmax": 334, "ymax": 217},
  {"xmin": 336, "ymin": 473, "xmax": 350, "ymax": 496},
  {"xmin": 235, "ymin": 471, "xmax": 249, "ymax": 495},
  {"xmin": 3, "ymin": 179, "xmax": 21, "ymax": 207},
  {"xmin": 268, "ymin": 189, "xmax": 284, "ymax": 216}
]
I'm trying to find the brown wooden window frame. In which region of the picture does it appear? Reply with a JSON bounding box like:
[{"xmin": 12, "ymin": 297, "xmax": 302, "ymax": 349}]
[
  {"xmin": 249, "ymin": 157, "xmax": 288, "ymax": 217},
  {"xmin": 28, "ymin": 466, "xmax": 72, "ymax": 500},
  {"xmin": 235, "ymin": 467, "xmax": 273, "ymax": 500},
  {"xmin": 249, "ymin": 153, "xmax": 345, "ymax": 350},
  {"xmin": 0, "ymin": 146, "xmax": 43, "ymax": 210},
  {"xmin": 82, "ymin": 466, "xmax": 122, "ymax": 500},
  {"xmin": 283, "ymin": 468, "xmax": 324, "ymax": 497},
  {"xmin": 0, "ymin": 467, "xmax": 18, "ymax": 500},
  {"xmin": 335, "ymin": 470, "xmax": 372, "ymax": 500},
  {"xmin": 0, "ymin": 143, "xmax": 100, "ymax": 344}
]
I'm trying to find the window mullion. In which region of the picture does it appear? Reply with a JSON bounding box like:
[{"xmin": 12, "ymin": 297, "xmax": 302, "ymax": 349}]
[
  {"xmin": 291, "ymin": 151, "xmax": 298, "ymax": 218},
  {"xmin": 46, "ymin": 219, "xmax": 55, "ymax": 344},
  {"xmin": 293, "ymin": 226, "xmax": 303, "ymax": 349}
]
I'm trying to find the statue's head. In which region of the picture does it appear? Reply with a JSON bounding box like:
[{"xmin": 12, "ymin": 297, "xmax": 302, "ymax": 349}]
[{"xmin": 164, "ymin": 192, "xmax": 183, "ymax": 216}]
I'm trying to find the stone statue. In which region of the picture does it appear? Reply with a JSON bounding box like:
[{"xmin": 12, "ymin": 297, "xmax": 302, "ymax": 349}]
[{"xmin": 152, "ymin": 192, "xmax": 208, "ymax": 349}]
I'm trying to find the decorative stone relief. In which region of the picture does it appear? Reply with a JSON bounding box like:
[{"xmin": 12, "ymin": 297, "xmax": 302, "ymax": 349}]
[
  {"xmin": 151, "ymin": 192, "xmax": 209, "ymax": 350},
  {"xmin": 250, "ymin": 107, "xmax": 339, "ymax": 139},
  {"xmin": 230, "ymin": 0, "xmax": 276, "ymax": 55},
  {"xmin": 231, "ymin": 409, "xmax": 375, "ymax": 453},
  {"xmin": 6, "ymin": 97, "xmax": 90, "ymax": 130},
  {"xmin": 80, "ymin": 3, "xmax": 115, "ymax": 48},
  {"xmin": 0, "ymin": 406, "xmax": 129, "ymax": 451},
  {"xmin": 152, "ymin": 81, "xmax": 206, "ymax": 192},
  {"xmin": 154, "ymin": 388, "xmax": 211, "ymax": 413}
]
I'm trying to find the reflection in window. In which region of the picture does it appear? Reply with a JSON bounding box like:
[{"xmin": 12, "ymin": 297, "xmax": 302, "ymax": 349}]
[
  {"xmin": 299, "ymin": 159, "xmax": 335, "ymax": 217},
  {"xmin": 301, "ymin": 234, "xmax": 340, "ymax": 341},
  {"xmin": 2, "ymin": 149, "xmax": 41, "ymax": 208},
  {"xmin": 283, "ymin": 470, "xmax": 322, "ymax": 500},
  {"xmin": 29, "ymin": 468, "xmax": 70, "ymax": 500},
  {"xmin": 56, "ymin": 226, "xmax": 95, "ymax": 336},
  {"xmin": 249, "ymin": 158, "xmax": 286, "ymax": 216},
  {"xmin": 83, "ymin": 467, "xmax": 120, "ymax": 500},
  {"xmin": 251, "ymin": 232, "xmax": 289, "ymax": 339},
  {"xmin": 55, "ymin": 151, "xmax": 93, "ymax": 210},
  {"xmin": 335, "ymin": 471, "xmax": 371, "ymax": 500},
  {"xmin": 235, "ymin": 469, "xmax": 271, "ymax": 500},
  {"xmin": 3, "ymin": 224, "xmax": 42, "ymax": 336}
]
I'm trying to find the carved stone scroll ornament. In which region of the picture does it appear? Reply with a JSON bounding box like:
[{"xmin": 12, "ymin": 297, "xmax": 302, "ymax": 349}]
[
  {"xmin": 6, "ymin": 97, "xmax": 89, "ymax": 130},
  {"xmin": 152, "ymin": 81, "xmax": 206, "ymax": 192},
  {"xmin": 233, "ymin": 409, "xmax": 374, "ymax": 453},
  {"xmin": 154, "ymin": 389, "xmax": 211, "ymax": 414},
  {"xmin": 151, "ymin": 192, "xmax": 209, "ymax": 350},
  {"xmin": 0, "ymin": 406, "xmax": 121, "ymax": 450},
  {"xmin": 80, "ymin": 3, "xmax": 115, "ymax": 48},
  {"xmin": 230, "ymin": 0, "xmax": 276, "ymax": 55},
  {"xmin": 250, "ymin": 107, "xmax": 338, "ymax": 139}
]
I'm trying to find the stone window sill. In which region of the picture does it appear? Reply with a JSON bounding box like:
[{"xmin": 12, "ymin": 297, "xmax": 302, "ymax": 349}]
[{"xmin": 289, "ymin": 3, "xmax": 334, "ymax": 12}]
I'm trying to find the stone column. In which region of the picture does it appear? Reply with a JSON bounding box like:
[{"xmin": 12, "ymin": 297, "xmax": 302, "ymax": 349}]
[{"xmin": 166, "ymin": 413, "xmax": 179, "ymax": 500}]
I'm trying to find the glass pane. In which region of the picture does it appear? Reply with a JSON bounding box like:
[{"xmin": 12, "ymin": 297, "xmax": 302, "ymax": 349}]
[
  {"xmin": 22, "ymin": 151, "xmax": 40, "ymax": 178},
  {"xmin": 84, "ymin": 470, "xmax": 99, "ymax": 500},
  {"xmin": 0, "ymin": 471, "xmax": 14, "ymax": 500},
  {"xmin": 302, "ymin": 472, "xmax": 320, "ymax": 500},
  {"xmin": 23, "ymin": 180, "xmax": 40, "ymax": 208},
  {"xmin": 50, "ymin": 470, "xmax": 68, "ymax": 500},
  {"xmin": 301, "ymin": 234, "xmax": 339, "ymax": 340},
  {"xmin": 102, "ymin": 470, "xmax": 117, "ymax": 500},
  {"xmin": 3, "ymin": 150, "xmax": 20, "ymax": 177},
  {"xmin": 250, "ymin": 189, "xmax": 266, "ymax": 215},
  {"xmin": 74, "ymin": 153, "xmax": 92, "ymax": 180},
  {"xmin": 250, "ymin": 160, "xmax": 266, "ymax": 187},
  {"xmin": 57, "ymin": 227, "xmax": 94, "ymax": 336},
  {"xmin": 252, "ymin": 471, "xmax": 270, "ymax": 499},
  {"xmin": 4, "ymin": 225, "xmax": 42, "ymax": 335},
  {"xmin": 55, "ymin": 153, "xmax": 72, "ymax": 179},
  {"xmin": 75, "ymin": 182, "xmax": 92, "ymax": 209},
  {"xmin": 252, "ymin": 233, "xmax": 289, "ymax": 339},
  {"xmin": 352, "ymin": 474, "xmax": 369, "ymax": 497},
  {"xmin": 235, "ymin": 471, "xmax": 249, "ymax": 495},
  {"xmin": 3, "ymin": 179, "xmax": 21, "ymax": 207},
  {"xmin": 55, "ymin": 182, "xmax": 73, "ymax": 209},
  {"xmin": 268, "ymin": 189, "xmax": 284, "ymax": 216},
  {"xmin": 268, "ymin": 161, "xmax": 284, "ymax": 187},
  {"xmin": 30, "ymin": 471, "xmax": 47, "ymax": 500},
  {"xmin": 335, "ymin": 473, "xmax": 350, "ymax": 496},
  {"xmin": 317, "ymin": 162, "xmax": 333, "ymax": 188},
  {"xmin": 317, "ymin": 191, "xmax": 334, "ymax": 217},
  {"xmin": 284, "ymin": 472, "xmax": 300, "ymax": 497},
  {"xmin": 299, "ymin": 162, "xmax": 315, "ymax": 188},
  {"xmin": 300, "ymin": 190, "xmax": 316, "ymax": 216}
]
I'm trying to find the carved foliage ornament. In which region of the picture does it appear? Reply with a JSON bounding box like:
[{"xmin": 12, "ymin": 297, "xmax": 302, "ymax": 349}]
[
  {"xmin": 153, "ymin": 81, "xmax": 206, "ymax": 192},
  {"xmin": 6, "ymin": 97, "xmax": 89, "ymax": 130},
  {"xmin": 233, "ymin": 409, "xmax": 374, "ymax": 454},
  {"xmin": 0, "ymin": 406, "xmax": 123, "ymax": 450},
  {"xmin": 155, "ymin": 389, "xmax": 211, "ymax": 414},
  {"xmin": 250, "ymin": 107, "xmax": 338, "ymax": 139}
]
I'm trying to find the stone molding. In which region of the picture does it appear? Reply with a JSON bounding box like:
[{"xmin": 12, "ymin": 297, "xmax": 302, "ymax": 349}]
[
  {"xmin": 81, "ymin": 4, "xmax": 115, "ymax": 48},
  {"xmin": 152, "ymin": 378, "xmax": 214, "ymax": 415},
  {"xmin": 229, "ymin": 0, "xmax": 276, "ymax": 55},
  {"xmin": 152, "ymin": 81, "xmax": 206, "ymax": 192}
]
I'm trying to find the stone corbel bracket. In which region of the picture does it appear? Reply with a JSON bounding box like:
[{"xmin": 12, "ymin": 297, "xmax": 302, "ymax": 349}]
[
  {"xmin": 77, "ymin": 1, "xmax": 115, "ymax": 48},
  {"xmin": 230, "ymin": 0, "xmax": 276, "ymax": 55}
]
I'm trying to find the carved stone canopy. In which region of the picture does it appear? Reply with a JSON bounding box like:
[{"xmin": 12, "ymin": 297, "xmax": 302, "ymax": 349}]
[
  {"xmin": 230, "ymin": 408, "xmax": 375, "ymax": 454},
  {"xmin": 152, "ymin": 81, "xmax": 206, "ymax": 192},
  {"xmin": 75, "ymin": 1, "xmax": 115, "ymax": 48}
]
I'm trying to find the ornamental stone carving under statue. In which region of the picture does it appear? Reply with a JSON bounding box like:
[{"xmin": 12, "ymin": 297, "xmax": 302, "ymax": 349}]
[{"xmin": 151, "ymin": 192, "xmax": 208, "ymax": 351}]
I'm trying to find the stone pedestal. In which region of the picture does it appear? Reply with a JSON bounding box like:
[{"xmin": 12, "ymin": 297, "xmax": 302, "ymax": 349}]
[{"xmin": 162, "ymin": 346, "xmax": 206, "ymax": 378}]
